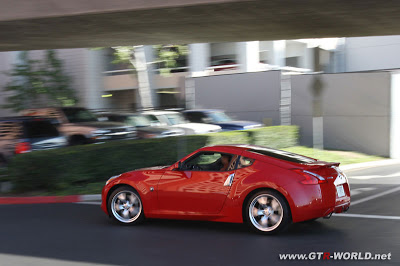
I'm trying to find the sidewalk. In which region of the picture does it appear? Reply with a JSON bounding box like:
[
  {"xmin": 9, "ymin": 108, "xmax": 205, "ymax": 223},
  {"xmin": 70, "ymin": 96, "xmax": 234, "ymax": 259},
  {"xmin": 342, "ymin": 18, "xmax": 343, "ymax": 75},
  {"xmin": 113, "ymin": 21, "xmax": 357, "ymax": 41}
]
[
  {"xmin": 1, "ymin": 159, "xmax": 400, "ymax": 205},
  {"xmin": 341, "ymin": 159, "xmax": 400, "ymax": 171}
]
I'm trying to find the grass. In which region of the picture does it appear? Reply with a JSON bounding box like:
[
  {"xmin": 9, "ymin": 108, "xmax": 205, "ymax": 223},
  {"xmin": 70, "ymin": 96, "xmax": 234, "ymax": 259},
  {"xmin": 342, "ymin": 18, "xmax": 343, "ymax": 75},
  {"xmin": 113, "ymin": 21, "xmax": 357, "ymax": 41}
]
[{"xmin": 282, "ymin": 146, "xmax": 386, "ymax": 165}]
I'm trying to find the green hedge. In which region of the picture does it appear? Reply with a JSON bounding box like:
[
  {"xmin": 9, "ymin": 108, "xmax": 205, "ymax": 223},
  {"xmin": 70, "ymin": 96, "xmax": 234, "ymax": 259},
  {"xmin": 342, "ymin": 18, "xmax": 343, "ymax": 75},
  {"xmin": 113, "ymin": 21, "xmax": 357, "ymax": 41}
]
[{"xmin": 7, "ymin": 126, "xmax": 298, "ymax": 193}]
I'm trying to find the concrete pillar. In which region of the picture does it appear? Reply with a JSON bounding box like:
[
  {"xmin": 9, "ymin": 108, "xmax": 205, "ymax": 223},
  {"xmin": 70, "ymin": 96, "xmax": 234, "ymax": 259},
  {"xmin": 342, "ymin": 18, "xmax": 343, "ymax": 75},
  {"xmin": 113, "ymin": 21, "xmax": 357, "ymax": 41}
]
[
  {"xmin": 272, "ymin": 40, "xmax": 286, "ymax": 67},
  {"xmin": 135, "ymin": 45, "xmax": 157, "ymax": 109},
  {"xmin": 0, "ymin": 51, "xmax": 19, "ymax": 116},
  {"xmin": 85, "ymin": 49, "xmax": 110, "ymax": 110},
  {"xmin": 237, "ymin": 41, "xmax": 260, "ymax": 72},
  {"xmin": 390, "ymin": 71, "xmax": 400, "ymax": 158},
  {"xmin": 280, "ymin": 74, "xmax": 291, "ymax": 125},
  {"xmin": 189, "ymin": 43, "xmax": 210, "ymax": 76},
  {"xmin": 304, "ymin": 47, "xmax": 314, "ymax": 71},
  {"xmin": 144, "ymin": 45, "xmax": 157, "ymax": 107}
]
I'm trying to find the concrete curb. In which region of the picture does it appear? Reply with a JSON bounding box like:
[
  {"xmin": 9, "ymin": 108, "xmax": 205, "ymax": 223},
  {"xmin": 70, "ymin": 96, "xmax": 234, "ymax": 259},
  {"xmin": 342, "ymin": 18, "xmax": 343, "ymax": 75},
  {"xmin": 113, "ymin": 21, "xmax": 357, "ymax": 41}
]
[
  {"xmin": 341, "ymin": 159, "xmax": 400, "ymax": 172},
  {"xmin": 0, "ymin": 194, "xmax": 101, "ymax": 205}
]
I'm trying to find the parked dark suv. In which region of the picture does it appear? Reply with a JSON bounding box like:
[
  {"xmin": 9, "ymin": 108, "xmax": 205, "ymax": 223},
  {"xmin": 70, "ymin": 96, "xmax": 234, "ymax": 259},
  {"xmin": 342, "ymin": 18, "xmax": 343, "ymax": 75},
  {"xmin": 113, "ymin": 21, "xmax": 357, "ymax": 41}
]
[
  {"xmin": 0, "ymin": 116, "xmax": 67, "ymax": 165},
  {"xmin": 21, "ymin": 107, "xmax": 136, "ymax": 145}
]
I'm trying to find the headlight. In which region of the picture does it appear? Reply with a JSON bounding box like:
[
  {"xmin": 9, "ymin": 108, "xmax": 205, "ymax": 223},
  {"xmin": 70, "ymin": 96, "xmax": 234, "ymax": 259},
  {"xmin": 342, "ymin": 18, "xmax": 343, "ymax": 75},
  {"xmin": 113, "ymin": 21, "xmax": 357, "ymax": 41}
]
[{"xmin": 106, "ymin": 174, "xmax": 121, "ymax": 185}]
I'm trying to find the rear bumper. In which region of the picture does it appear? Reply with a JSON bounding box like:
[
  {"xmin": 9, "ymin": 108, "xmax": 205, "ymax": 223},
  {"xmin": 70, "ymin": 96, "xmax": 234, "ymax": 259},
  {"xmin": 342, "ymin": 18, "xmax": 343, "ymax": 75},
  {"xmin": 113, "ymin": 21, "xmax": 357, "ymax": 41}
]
[
  {"xmin": 290, "ymin": 183, "xmax": 351, "ymax": 223},
  {"xmin": 323, "ymin": 202, "xmax": 350, "ymax": 217}
]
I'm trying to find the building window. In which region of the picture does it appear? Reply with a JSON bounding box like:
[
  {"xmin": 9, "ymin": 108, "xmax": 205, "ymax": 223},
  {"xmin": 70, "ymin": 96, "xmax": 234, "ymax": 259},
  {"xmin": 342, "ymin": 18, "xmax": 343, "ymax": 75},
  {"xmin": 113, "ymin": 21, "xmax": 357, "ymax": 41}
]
[{"xmin": 285, "ymin": 56, "xmax": 300, "ymax": 68}]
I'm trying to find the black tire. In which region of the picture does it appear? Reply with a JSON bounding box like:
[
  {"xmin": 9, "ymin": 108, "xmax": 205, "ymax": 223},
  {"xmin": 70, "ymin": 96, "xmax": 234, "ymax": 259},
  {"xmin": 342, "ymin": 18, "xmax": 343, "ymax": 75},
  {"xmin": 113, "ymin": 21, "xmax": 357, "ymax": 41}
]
[
  {"xmin": 244, "ymin": 190, "xmax": 291, "ymax": 234},
  {"xmin": 69, "ymin": 135, "xmax": 87, "ymax": 146},
  {"xmin": 108, "ymin": 186, "xmax": 145, "ymax": 225}
]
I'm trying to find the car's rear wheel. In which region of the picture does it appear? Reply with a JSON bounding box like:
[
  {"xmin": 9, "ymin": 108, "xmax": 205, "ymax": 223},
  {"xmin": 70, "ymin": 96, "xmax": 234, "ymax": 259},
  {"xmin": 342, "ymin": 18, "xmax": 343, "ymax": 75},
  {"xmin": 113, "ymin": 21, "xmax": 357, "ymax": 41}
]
[
  {"xmin": 108, "ymin": 186, "xmax": 144, "ymax": 225},
  {"xmin": 245, "ymin": 190, "xmax": 291, "ymax": 234}
]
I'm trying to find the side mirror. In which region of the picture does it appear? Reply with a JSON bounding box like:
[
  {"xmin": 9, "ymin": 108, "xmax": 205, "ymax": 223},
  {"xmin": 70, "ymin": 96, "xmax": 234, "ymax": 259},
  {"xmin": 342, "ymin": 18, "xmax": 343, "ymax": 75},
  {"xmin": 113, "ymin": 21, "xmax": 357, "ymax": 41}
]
[{"xmin": 178, "ymin": 161, "xmax": 182, "ymax": 170}]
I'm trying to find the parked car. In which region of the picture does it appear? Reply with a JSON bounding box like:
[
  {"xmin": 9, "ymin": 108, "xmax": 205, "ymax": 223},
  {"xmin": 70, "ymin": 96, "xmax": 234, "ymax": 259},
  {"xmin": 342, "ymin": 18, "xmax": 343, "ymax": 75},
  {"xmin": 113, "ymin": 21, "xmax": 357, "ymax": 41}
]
[
  {"xmin": 98, "ymin": 113, "xmax": 185, "ymax": 139},
  {"xmin": 0, "ymin": 116, "xmax": 67, "ymax": 165},
  {"xmin": 142, "ymin": 110, "xmax": 221, "ymax": 135},
  {"xmin": 20, "ymin": 107, "xmax": 136, "ymax": 145},
  {"xmin": 101, "ymin": 144, "xmax": 350, "ymax": 234},
  {"xmin": 183, "ymin": 109, "xmax": 263, "ymax": 131}
]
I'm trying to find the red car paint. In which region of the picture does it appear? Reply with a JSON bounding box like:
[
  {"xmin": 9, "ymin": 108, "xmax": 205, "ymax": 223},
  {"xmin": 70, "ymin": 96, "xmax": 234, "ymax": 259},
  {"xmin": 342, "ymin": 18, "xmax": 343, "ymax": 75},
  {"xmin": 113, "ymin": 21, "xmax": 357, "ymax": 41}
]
[{"xmin": 101, "ymin": 145, "xmax": 350, "ymax": 224}]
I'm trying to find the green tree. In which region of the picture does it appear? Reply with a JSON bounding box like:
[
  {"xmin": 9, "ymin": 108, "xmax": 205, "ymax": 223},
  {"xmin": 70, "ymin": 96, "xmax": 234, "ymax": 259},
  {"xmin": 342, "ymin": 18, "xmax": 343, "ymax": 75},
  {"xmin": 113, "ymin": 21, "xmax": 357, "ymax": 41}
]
[
  {"xmin": 153, "ymin": 45, "xmax": 189, "ymax": 75},
  {"xmin": 2, "ymin": 50, "xmax": 78, "ymax": 112},
  {"xmin": 109, "ymin": 45, "xmax": 188, "ymax": 109},
  {"xmin": 111, "ymin": 45, "xmax": 189, "ymax": 75}
]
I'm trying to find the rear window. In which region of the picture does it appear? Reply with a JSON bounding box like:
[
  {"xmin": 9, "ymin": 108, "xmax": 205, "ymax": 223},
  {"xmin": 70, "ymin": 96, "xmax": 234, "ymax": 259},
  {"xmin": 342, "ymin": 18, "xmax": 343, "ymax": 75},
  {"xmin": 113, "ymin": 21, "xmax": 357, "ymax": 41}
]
[
  {"xmin": 23, "ymin": 120, "xmax": 59, "ymax": 138},
  {"xmin": 248, "ymin": 147, "xmax": 316, "ymax": 164}
]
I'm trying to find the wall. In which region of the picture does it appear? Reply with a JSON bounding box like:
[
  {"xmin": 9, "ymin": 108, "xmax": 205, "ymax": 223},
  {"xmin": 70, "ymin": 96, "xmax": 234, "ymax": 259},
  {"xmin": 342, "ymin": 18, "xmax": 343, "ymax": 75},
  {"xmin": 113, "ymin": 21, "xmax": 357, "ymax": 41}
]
[
  {"xmin": 193, "ymin": 71, "xmax": 281, "ymax": 125},
  {"xmin": 291, "ymin": 72, "xmax": 392, "ymax": 156},
  {"xmin": 345, "ymin": 35, "xmax": 400, "ymax": 72}
]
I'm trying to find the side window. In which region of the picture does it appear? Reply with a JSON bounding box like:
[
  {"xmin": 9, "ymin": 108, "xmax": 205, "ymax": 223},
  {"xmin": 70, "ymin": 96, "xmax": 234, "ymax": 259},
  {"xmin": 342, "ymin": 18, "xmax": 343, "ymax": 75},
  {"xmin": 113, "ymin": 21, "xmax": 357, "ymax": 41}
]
[
  {"xmin": 183, "ymin": 152, "xmax": 237, "ymax": 171},
  {"xmin": 146, "ymin": 115, "xmax": 160, "ymax": 124},
  {"xmin": 188, "ymin": 112, "xmax": 204, "ymax": 123},
  {"xmin": 237, "ymin": 156, "xmax": 254, "ymax": 169}
]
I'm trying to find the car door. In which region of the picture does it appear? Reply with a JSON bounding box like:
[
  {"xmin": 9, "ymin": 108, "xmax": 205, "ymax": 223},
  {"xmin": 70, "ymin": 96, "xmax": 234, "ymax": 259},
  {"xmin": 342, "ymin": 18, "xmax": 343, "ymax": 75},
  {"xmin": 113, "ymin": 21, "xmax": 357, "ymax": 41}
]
[{"xmin": 157, "ymin": 151, "xmax": 239, "ymax": 214}]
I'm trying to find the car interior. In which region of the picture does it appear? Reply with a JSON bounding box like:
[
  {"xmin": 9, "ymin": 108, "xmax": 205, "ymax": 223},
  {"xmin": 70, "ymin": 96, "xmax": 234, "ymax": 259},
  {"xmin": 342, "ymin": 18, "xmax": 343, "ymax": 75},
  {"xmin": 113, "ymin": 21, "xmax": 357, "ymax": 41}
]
[{"xmin": 182, "ymin": 152, "xmax": 238, "ymax": 171}]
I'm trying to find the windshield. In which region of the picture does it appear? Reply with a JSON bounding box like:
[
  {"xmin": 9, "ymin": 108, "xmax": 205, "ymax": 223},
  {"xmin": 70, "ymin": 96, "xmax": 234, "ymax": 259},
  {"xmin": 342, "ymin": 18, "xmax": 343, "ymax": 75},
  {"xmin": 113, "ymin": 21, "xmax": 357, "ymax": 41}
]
[
  {"xmin": 127, "ymin": 115, "xmax": 152, "ymax": 127},
  {"xmin": 62, "ymin": 108, "xmax": 98, "ymax": 123},
  {"xmin": 208, "ymin": 111, "xmax": 233, "ymax": 123},
  {"xmin": 165, "ymin": 113, "xmax": 187, "ymax": 125}
]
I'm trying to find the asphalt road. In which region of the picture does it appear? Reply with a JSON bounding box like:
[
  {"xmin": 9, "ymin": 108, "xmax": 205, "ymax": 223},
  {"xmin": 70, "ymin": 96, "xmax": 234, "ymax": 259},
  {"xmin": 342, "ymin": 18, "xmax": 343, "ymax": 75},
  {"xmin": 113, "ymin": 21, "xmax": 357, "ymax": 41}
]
[{"xmin": 1, "ymin": 164, "xmax": 400, "ymax": 266}]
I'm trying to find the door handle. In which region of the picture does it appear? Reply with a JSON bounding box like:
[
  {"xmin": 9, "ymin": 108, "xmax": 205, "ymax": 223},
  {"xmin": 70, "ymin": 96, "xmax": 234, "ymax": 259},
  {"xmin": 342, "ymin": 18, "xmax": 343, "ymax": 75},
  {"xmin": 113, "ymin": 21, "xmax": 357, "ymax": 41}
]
[{"xmin": 223, "ymin": 173, "xmax": 235, "ymax": 187}]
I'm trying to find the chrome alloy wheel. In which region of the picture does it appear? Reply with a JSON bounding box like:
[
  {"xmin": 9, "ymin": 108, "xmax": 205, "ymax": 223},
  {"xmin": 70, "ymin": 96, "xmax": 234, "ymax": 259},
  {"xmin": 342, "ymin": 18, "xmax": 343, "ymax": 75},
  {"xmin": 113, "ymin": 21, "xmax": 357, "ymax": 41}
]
[
  {"xmin": 249, "ymin": 194, "xmax": 283, "ymax": 232},
  {"xmin": 111, "ymin": 190, "xmax": 142, "ymax": 223}
]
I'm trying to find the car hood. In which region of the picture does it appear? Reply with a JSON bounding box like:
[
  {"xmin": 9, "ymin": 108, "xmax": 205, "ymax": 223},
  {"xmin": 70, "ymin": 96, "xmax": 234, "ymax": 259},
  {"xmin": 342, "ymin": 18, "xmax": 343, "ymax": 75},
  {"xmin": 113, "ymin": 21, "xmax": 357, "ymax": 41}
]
[
  {"xmin": 135, "ymin": 165, "xmax": 170, "ymax": 171},
  {"xmin": 71, "ymin": 121, "xmax": 129, "ymax": 129},
  {"xmin": 137, "ymin": 126, "xmax": 183, "ymax": 134},
  {"xmin": 215, "ymin": 120, "xmax": 262, "ymax": 129},
  {"xmin": 171, "ymin": 123, "xmax": 221, "ymax": 134}
]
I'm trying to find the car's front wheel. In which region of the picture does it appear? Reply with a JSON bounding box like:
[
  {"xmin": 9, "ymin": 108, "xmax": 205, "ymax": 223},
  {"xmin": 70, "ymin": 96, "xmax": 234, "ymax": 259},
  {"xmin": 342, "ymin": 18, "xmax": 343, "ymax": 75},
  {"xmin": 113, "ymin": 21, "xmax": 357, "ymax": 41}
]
[
  {"xmin": 108, "ymin": 186, "xmax": 144, "ymax": 225},
  {"xmin": 245, "ymin": 190, "xmax": 291, "ymax": 234}
]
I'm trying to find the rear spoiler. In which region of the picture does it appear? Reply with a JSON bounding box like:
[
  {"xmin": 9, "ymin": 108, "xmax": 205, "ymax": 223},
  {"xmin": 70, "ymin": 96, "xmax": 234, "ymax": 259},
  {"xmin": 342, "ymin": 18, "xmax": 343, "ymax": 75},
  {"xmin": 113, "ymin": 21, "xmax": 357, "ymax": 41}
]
[{"xmin": 303, "ymin": 161, "xmax": 340, "ymax": 169}]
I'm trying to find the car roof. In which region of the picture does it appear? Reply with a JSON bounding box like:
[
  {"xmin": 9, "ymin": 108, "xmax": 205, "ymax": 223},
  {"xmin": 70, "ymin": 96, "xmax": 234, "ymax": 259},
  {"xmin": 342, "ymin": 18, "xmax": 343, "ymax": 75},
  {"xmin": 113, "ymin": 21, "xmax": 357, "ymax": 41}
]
[
  {"xmin": 99, "ymin": 112, "xmax": 141, "ymax": 116},
  {"xmin": 183, "ymin": 109, "xmax": 223, "ymax": 113},
  {"xmin": 142, "ymin": 110, "xmax": 179, "ymax": 115},
  {"xmin": 200, "ymin": 144, "xmax": 258, "ymax": 153},
  {"xmin": 0, "ymin": 116, "xmax": 52, "ymax": 122},
  {"xmin": 201, "ymin": 144, "xmax": 317, "ymax": 163}
]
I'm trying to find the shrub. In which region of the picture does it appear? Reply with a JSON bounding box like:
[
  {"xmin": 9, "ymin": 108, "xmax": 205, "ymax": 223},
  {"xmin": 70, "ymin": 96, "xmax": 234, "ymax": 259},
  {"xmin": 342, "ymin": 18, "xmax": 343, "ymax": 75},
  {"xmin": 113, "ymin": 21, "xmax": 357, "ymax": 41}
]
[{"xmin": 7, "ymin": 126, "xmax": 298, "ymax": 193}]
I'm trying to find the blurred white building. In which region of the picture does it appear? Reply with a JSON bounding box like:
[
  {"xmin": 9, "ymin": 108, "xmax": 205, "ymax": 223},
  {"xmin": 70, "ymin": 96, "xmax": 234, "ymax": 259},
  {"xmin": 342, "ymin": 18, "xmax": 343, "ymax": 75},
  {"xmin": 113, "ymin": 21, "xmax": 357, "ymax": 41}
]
[{"xmin": 1, "ymin": 36, "xmax": 400, "ymax": 117}]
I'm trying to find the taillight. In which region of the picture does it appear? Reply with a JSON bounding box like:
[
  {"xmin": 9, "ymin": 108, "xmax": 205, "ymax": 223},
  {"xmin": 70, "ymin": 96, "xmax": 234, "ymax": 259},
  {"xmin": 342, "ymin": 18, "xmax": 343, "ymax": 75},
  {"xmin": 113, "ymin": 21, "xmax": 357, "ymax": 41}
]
[
  {"xmin": 15, "ymin": 142, "xmax": 31, "ymax": 154},
  {"xmin": 294, "ymin": 169, "xmax": 327, "ymax": 185}
]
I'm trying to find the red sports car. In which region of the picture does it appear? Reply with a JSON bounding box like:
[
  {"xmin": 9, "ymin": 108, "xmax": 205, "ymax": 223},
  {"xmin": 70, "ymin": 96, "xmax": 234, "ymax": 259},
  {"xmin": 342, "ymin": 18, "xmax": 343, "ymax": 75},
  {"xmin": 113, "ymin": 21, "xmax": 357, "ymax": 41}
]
[{"xmin": 101, "ymin": 145, "xmax": 350, "ymax": 234}]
